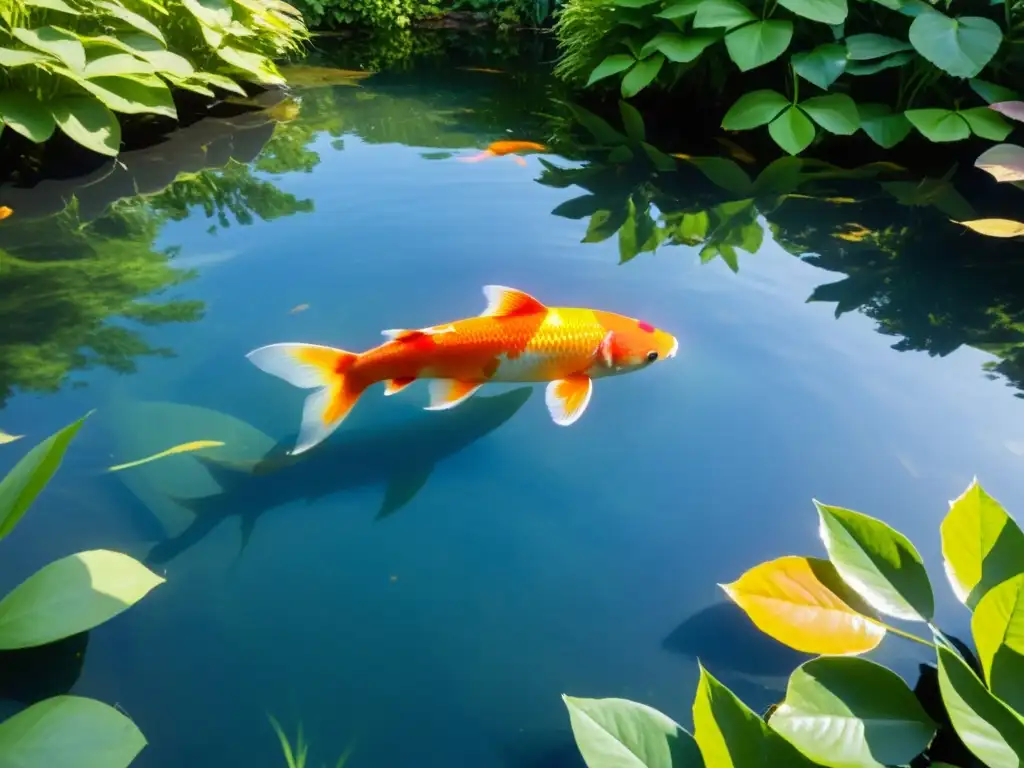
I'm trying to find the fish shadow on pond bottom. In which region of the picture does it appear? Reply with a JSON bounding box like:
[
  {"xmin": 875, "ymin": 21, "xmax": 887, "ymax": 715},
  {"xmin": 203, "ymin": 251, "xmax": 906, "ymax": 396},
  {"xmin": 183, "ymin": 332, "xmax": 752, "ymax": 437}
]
[{"xmin": 145, "ymin": 386, "xmax": 533, "ymax": 567}]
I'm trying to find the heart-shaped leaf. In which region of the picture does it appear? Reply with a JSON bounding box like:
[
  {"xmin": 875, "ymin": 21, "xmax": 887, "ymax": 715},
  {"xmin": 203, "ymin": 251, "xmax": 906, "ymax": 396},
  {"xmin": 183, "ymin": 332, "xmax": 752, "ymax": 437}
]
[
  {"xmin": 51, "ymin": 96, "xmax": 121, "ymax": 156},
  {"xmin": 801, "ymin": 93, "xmax": 859, "ymax": 135},
  {"xmin": 844, "ymin": 33, "xmax": 912, "ymax": 59},
  {"xmin": 587, "ymin": 53, "xmax": 635, "ymax": 86},
  {"xmin": 858, "ymin": 103, "xmax": 912, "ymax": 148},
  {"xmin": 693, "ymin": 0, "xmax": 756, "ymax": 29},
  {"xmin": 0, "ymin": 550, "xmax": 164, "ymax": 649},
  {"xmin": 792, "ymin": 43, "xmax": 847, "ymax": 90},
  {"xmin": 722, "ymin": 89, "xmax": 790, "ymax": 129},
  {"xmin": 905, "ymin": 108, "xmax": 970, "ymax": 142},
  {"xmin": 641, "ymin": 32, "xmax": 716, "ymax": 62},
  {"xmin": 0, "ymin": 695, "xmax": 146, "ymax": 768},
  {"xmin": 955, "ymin": 218, "xmax": 1024, "ymax": 237},
  {"xmin": 769, "ymin": 106, "xmax": 816, "ymax": 155},
  {"xmin": 720, "ymin": 555, "xmax": 886, "ymax": 654},
  {"xmin": 725, "ymin": 20, "xmax": 793, "ymax": 71},
  {"xmin": 769, "ymin": 657, "xmax": 937, "ymax": 768},
  {"xmin": 815, "ymin": 501, "xmax": 934, "ymax": 621},
  {"xmin": 972, "ymin": 573, "xmax": 1024, "ymax": 713},
  {"xmin": 621, "ymin": 54, "xmax": 664, "ymax": 98},
  {"xmin": 960, "ymin": 106, "xmax": 1013, "ymax": 140},
  {"xmin": 563, "ymin": 695, "xmax": 705, "ymax": 767},
  {"xmin": 11, "ymin": 26, "xmax": 86, "ymax": 71},
  {"xmin": 909, "ymin": 13, "xmax": 1002, "ymax": 78},
  {"xmin": 974, "ymin": 143, "xmax": 1024, "ymax": 183},
  {"xmin": 0, "ymin": 92, "xmax": 55, "ymax": 143},
  {"xmin": 777, "ymin": 0, "xmax": 846, "ymax": 25}
]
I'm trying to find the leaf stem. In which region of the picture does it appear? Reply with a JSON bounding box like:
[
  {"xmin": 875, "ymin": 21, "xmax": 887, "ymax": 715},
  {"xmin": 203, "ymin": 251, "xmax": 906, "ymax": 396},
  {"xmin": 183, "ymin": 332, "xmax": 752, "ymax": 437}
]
[
  {"xmin": 880, "ymin": 621, "xmax": 936, "ymax": 648},
  {"xmin": 791, "ymin": 63, "xmax": 799, "ymax": 104}
]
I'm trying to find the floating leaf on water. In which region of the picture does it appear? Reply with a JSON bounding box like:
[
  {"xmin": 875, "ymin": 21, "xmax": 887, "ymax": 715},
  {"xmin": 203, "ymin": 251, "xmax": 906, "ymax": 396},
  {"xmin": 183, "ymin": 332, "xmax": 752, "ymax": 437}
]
[
  {"xmin": 954, "ymin": 218, "xmax": 1024, "ymax": 238},
  {"xmin": 108, "ymin": 440, "xmax": 226, "ymax": 472},
  {"xmin": 0, "ymin": 430, "xmax": 22, "ymax": 444}
]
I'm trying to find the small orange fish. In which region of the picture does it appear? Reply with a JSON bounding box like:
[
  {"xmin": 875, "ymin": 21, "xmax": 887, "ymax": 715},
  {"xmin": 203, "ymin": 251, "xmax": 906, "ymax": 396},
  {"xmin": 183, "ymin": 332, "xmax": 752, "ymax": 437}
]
[
  {"xmin": 459, "ymin": 140, "xmax": 547, "ymax": 166},
  {"xmin": 458, "ymin": 67, "xmax": 505, "ymax": 74},
  {"xmin": 0, "ymin": 206, "xmax": 12, "ymax": 221},
  {"xmin": 248, "ymin": 285, "xmax": 678, "ymax": 454}
]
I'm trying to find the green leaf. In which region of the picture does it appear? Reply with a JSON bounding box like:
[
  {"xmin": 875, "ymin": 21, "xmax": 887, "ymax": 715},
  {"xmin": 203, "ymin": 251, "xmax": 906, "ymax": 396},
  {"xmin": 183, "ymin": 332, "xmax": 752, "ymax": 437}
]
[
  {"xmin": 970, "ymin": 78, "xmax": 1019, "ymax": 105},
  {"xmin": 678, "ymin": 211, "xmax": 709, "ymax": 241},
  {"xmin": 183, "ymin": 0, "xmax": 234, "ymax": 28},
  {"xmin": 621, "ymin": 54, "xmax": 664, "ymax": 98},
  {"xmin": 641, "ymin": 142, "xmax": 677, "ymax": 171},
  {"xmin": 83, "ymin": 53, "xmax": 156, "ymax": 77},
  {"xmin": 552, "ymin": 194, "xmax": 604, "ymax": 219},
  {"xmin": 113, "ymin": 34, "xmax": 194, "ymax": 78},
  {"xmin": 768, "ymin": 106, "xmax": 815, "ymax": 155},
  {"xmin": 908, "ymin": 13, "xmax": 1002, "ymax": 78},
  {"xmin": 960, "ymin": 107, "xmax": 1012, "ymax": 140},
  {"xmin": 11, "ymin": 26, "xmax": 86, "ymax": 71},
  {"xmin": 936, "ymin": 644, "xmax": 1024, "ymax": 766},
  {"xmin": 693, "ymin": 0, "xmax": 756, "ymax": 29},
  {"xmin": 619, "ymin": 199, "xmax": 640, "ymax": 264},
  {"xmin": 844, "ymin": 33, "xmax": 913, "ymax": 59},
  {"xmin": 0, "ymin": 549, "xmax": 164, "ymax": 649},
  {"xmin": 190, "ymin": 70, "xmax": 247, "ymax": 96},
  {"xmin": 905, "ymin": 108, "xmax": 970, "ymax": 142},
  {"xmin": 0, "ymin": 414, "xmax": 88, "ymax": 540},
  {"xmin": 777, "ymin": 0, "xmax": 846, "ymax": 25},
  {"xmin": 0, "ymin": 92, "xmax": 55, "ymax": 143},
  {"xmin": 973, "ymin": 573, "xmax": 1024, "ymax": 713},
  {"xmin": 587, "ymin": 53, "xmax": 635, "ymax": 86},
  {"xmin": 0, "ymin": 695, "xmax": 146, "ymax": 768},
  {"xmin": 51, "ymin": 96, "xmax": 121, "ymax": 156},
  {"xmin": 801, "ymin": 94, "xmax": 859, "ymax": 135},
  {"xmin": 725, "ymin": 20, "xmax": 793, "ymax": 71},
  {"xmin": 23, "ymin": 0, "xmax": 80, "ymax": 13},
  {"xmin": 722, "ymin": 89, "xmax": 790, "ymax": 129},
  {"xmin": 93, "ymin": 0, "xmax": 166, "ymax": 43},
  {"xmin": 753, "ymin": 156, "xmax": 803, "ymax": 195},
  {"xmin": 858, "ymin": 104, "xmax": 912, "ymax": 148},
  {"xmin": 614, "ymin": 0, "xmax": 661, "ymax": 7},
  {"xmin": 583, "ymin": 207, "xmax": 629, "ymax": 243},
  {"xmin": 608, "ymin": 145, "xmax": 634, "ymax": 163},
  {"xmin": 216, "ymin": 46, "xmax": 283, "ymax": 85},
  {"xmin": 845, "ymin": 52, "xmax": 913, "ymax": 76},
  {"xmin": 0, "ymin": 47, "xmax": 55, "ymax": 66},
  {"xmin": 654, "ymin": 0, "xmax": 702, "ymax": 18},
  {"xmin": 641, "ymin": 32, "xmax": 716, "ymax": 63},
  {"xmin": 59, "ymin": 71, "xmax": 177, "ymax": 117},
  {"xmin": 815, "ymin": 501, "xmax": 934, "ymax": 621},
  {"xmin": 769, "ymin": 657, "xmax": 937, "ymax": 768},
  {"xmin": 684, "ymin": 157, "xmax": 754, "ymax": 195},
  {"xmin": 792, "ymin": 43, "xmax": 847, "ymax": 90},
  {"xmin": 562, "ymin": 695, "xmax": 705, "ymax": 767},
  {"xmin": 619, "ymin": 100, "xmax": 645, "ymax": 141},
  {"xmin": 165, "ymin": 75, "xmax": 215, "ymax": 97}
]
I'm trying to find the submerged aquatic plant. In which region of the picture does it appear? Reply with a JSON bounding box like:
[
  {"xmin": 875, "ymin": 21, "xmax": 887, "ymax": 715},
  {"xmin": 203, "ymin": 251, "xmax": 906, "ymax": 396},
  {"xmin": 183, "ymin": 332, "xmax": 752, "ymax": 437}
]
[{"xmin": 268, "ymin": 715, "xmax": 355, "ymax": 768}]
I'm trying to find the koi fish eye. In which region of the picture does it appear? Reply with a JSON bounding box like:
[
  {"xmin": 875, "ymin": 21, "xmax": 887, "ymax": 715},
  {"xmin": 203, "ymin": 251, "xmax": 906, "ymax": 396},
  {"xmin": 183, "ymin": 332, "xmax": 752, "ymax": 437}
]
[{"xmin": 646, "ymin": 351, "xmax": 658, "ymax": 363}]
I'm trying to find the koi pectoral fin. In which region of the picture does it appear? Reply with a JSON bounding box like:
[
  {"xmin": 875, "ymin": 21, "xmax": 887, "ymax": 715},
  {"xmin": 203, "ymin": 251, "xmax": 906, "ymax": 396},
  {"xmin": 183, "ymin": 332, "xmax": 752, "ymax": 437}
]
[
  {"xmin": 545, "ymin": 375, "xmax": 593, "ymax": 426},
  {"xmin": 425, "ymin": 379, "xmax": 483, "ymax": 410},
  {"xmin": 457, "ymin": 151, "xmax": 495, "ymax": 163},
  {"xmin": 384, "ymin": 377, "xmax": 417, "ymax": 396},
  {"xmin": 376, "ymin": 465, "xmax": 434, "ymax": 521},
  {"xmin": 512, "ymin": 155, "xmax": 527, "ymax": 167}
]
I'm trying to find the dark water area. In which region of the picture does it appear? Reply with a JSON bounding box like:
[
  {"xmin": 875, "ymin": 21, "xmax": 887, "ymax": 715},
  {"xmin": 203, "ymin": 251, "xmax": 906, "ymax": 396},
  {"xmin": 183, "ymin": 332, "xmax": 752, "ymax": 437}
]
[{"xmin": 1, "ymin": 30, "xmax": 1024, "ymax": 767}]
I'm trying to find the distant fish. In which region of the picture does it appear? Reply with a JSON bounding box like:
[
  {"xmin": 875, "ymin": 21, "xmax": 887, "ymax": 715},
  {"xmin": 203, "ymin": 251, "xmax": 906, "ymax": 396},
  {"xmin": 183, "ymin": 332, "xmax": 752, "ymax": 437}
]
[
  {"xmin": 458, "ymin": 67, "xmax": 505, "ymax": 74},
  {"xmin": 0, "ymin": 206, "xmax": 12, "ymax": 221},
  {"xmin": 459, "ymin": 140, "xmax": 546, "ymax": 166},
  {"xmin": 109, "ymin": 440, "xmax": 226, "ymax": 472},
  {"xmin": 0, "ymin": 430, "xmax": 23, "ymax": 445},
  {"xmin": 247, "ymin": 285, "xmax": 679, "ymax": 455},
  {"xmin": 289, "ymin": 303, "xmax": 310, "ymax": 314}
]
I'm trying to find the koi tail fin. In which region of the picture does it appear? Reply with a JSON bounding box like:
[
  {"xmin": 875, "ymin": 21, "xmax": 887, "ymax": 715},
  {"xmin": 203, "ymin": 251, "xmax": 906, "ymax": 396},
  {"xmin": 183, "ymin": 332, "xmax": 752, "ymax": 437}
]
[{"xmin": 246, "ymin": 343, "xmax": 365, "ymax": 456}]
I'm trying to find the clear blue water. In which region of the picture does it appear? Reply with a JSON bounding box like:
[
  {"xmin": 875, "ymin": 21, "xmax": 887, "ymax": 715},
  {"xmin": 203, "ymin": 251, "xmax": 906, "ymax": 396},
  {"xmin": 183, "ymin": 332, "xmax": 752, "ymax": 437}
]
[{"xmin": 2, "ymin": 41, "xmax": 1024, "ymax": 767}]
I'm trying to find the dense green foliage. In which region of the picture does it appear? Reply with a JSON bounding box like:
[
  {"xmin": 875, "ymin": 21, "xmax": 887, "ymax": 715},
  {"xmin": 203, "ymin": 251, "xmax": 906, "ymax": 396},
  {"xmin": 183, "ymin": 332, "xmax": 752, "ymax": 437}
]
[
  {"xmin": 289, "ymin": 0, "xmax": 438, "ymax": 29},
  {"xmin": 563, "ymin": 478, "xmax": 1024, "ymax": 767},
  {"xmin": 0, "ymin": 0, "xmax": 307, "ymax": 156},
  {"xmin": 553, "ymin": 0, "xmax": 1024, "ymax": 155},
  {"xmin": 0, "ymin": 415, "xmax": 162, "ymax": 767}
]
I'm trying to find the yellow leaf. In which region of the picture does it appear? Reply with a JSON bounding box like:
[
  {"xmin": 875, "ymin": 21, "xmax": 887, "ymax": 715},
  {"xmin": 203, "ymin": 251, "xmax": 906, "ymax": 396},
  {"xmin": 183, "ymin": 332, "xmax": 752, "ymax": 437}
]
[
  {"xmin": 108, "ymin": 440, "xmax": 225, "ymax": 472},
  {"xmin": 0, "ymin": 430, "xmax": 23, "ymax": 445},
  {"xmin": 720, "ymin": 555, "xmax": 887, "ymax": 655},
  {"xmin": 955, "ymin": 218, "xmax": 1024, "ymax": 238}
]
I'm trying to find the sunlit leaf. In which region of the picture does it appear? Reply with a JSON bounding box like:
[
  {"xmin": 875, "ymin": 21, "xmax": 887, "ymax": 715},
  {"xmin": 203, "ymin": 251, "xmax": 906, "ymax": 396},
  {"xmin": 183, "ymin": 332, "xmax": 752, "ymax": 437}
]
[
  {"xmin": 0, "ymin": 414, "xmax": 89, "ymax": 540},
  {"xmin": 11, "ymin": 26, "xmax": 86, "ymax": 71},
  {"xmin": 693, "ymin": 0, "xmax": 756, "ymax": 29},
  {"xmin": 216, "ymin": 45, "xmax": 284, "ymax": 85},
  {"xmin": 720, "ymin": 555, "xmax": 886, "ymax": 655},
  {"xmin": 974, "ymin": 143, "xmax": 1024, "ymax": 183},
  {"xmin": 768, "ymin": 106, "xmax": 815, "ymax": 155},
  {"xmin": 641, "ymin": 32, "xmax": 716, "ymax": 63},
  {"xmin": 183, "ymin": 0, "xmax": 234, "ymax": 28},
  {"xmin": 959, "ymin": 107, "xmax": 1013, "ymax": 140},
  {"xmin": 801, "ymin": 94, "xmax": 859, "ymax": 135},
  {"xmin": 57, "ymin": 71, "xmax": 177, "ymax": 117},
  {"xmin": 722, "ymin": 89, "xmax": 790, "ymax": 130},
  {"xmin": 908, "ymin": 13, "xmax": 1002, "ymax": 78},
  {"xmin": 792, "ymin": 43, "xmax": 847, "ymax": 90},
  {"xmin": 105, "ymin": 34, "xmax": 193, "ymax": 77},
  {"xmin": 93, "ymin": 0, "xmax": 165, "ymax": 43},
  {"xmin": 815, "ymin": 501, "xmax": 934, "ymax": 621},
  {"xmin": 936, "ymin": 644, "xmax": 1024, "ymax": 766},
  {"xmin": 777, "ymin": 0, "xmax": 846, "ymax": 25},
  {"xmin": 955, "ymin": 218, "xmax": 1024, "ymax": 237},
  {"xmin": 972, "ymin": 573, "xmax": 1024, "ymax": 713},
  {"xmin": 858, "ymin": 103, "xmax": 912, "ymax": 148},
  {"xmin": 769, "ymin": 657, "xmax": 937, "ymax": 768},
  {"xmin": 51, "ymin": 96, "xmax": 121, "ymax": 156},
  {"xmin": 583, "ymin": 207, "xmax": 629, "ymax": 243},
  {"xmin": 0, "ymin": 695, "xmax": 146, "ymax": 768},
  {"xmin": 0, "ymin": 47, "xmax": 54, "ymax": 66},
  {"xmin": 108, "ymin": 440, "xmax": 227, "ymax": 472},
  {"xmin": 0, "ymin": 92, "xmax": 55, "ymax": 143},
  {"xmin": 844, "ymin": 33, "xmax": 912, "ymax": 59},
  {"xmin": 23, "ymin": 0, "xmax": 80, "ymax": 13},
  {"xmin": 191, "ymin": 70, "xmax": 247, "ymax": 96},
  {"xmin": 587, "ymin": 54, "xmax": 635, "ymax": 86},
  {"xmin": 725, "ymin": 20, "xmax": 793, "ymax": 71},
  {"xmin": 0, "ymin": 550, "xmax": 163, "ymax": 649},
  {"xmin": 990, "ymin": 101, "xmax": 1024, "ymax": 125},
  {"xmin": 83, "ymin": 53, "xmax": 156, "ymax": 77},
  {"xmin": 905, "ymin": 109, "xmax": 970, "ymax": 142},
  {"xmin": 563, "ymin": 695, "xmax": 705, "ymax": 767},
  {"xmin": 943, "ymin": 479, "xmax": 1024, "ymax": 608},
  {"xmin": 0, "ymin": 431, "xmax": 23, "ymax": 445},
  {"xmin": 621, "ymin": 54, "xmax": 664, "ymax": 98}
]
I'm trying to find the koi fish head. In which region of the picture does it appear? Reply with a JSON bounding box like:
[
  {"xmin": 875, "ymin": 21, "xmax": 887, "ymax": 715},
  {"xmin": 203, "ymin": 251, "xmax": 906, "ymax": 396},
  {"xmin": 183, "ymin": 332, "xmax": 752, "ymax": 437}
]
[{"xmin": 593, "ymin": 311, "xmax": 678, "ymax": 374}]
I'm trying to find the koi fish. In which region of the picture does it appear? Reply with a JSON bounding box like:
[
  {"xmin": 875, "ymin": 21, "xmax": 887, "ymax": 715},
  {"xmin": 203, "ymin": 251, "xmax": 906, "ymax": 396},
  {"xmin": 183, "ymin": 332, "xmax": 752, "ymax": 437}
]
[
  {"xmin": 459, "ymin": 140, "xmax": 547, "ymax": 166},
  {"xmin": 247, "ymin": 285, "xmax": 678, "ymax": 455},
  {"xmin": 0, "ymin": 206, "xmax": 12, "ymax": 221}
]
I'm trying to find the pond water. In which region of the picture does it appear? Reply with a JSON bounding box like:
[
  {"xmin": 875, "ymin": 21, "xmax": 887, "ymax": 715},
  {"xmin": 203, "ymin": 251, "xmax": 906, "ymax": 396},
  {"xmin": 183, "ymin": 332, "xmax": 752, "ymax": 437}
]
[{"xmin": 2, "ymin": 32, "xmax": 1024, "ymax": 768}]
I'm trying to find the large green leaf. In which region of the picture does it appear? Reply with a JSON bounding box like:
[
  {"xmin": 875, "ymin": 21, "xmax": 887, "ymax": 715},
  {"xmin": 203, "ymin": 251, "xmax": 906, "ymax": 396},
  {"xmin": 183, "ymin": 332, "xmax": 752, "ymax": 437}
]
[
  {"xmin": 0, "ymin": 47, "xmax": 55, "ymax": 66},
  {"xmin": 621, "ymin": 55, "xmax": 664, "ymax": 98},
  {"xmin": 216, "ymin": 45, "xmax": 284, "ymax": 85},
  {"xmin": 617, "ymin": 100, "xmax": 645, "ymax": 142},
  {"xmin": 858, "ymin": 104, "xmax": 912, "ymax": 148},
  {"xmin": 693, "ymin": 0, "xmax": 756, "ymax": 29},
  {"xmin": 83, "ymin": 53, "xmax": 156, "ymax": 77},
  {"xmin": 777, "ymin": 0, "xmax": 846, "ymax": 25},
  {"xmin": 725, "ymin": 21, "xmax": 792, "ymax": 71},
  {"xmin": 801, "ymin": 94, "xmax": 859, "ymax": 135},
  {"xmin": 0, "ymin": 92, "xmax": 56, "ymax": 143},
  {"xmin": 563, "ymin": 695, "xmax": 705, "ymax": 767},
  {"xmin": 769, "ymin": 106, "xmax": 816, "ymax": 155},
  {"xmin": 0, "ymin": 549, "xmax": 164, "ymax": 649},
  {"xmin": 0, "ymin": 695, "xmax": 146, "ymax": 768},
  {"xmin": 107, "ymin": 34, "xmax": 194, "ymax": 78},
  {"xmin": 93, "ymin": 0, "xmax": 165, "ymax": 43},
  {"xmin": 58, "ymin": 71, "xmax": 176, "ymax": 117},
  {"xmin": 845, "ymin": 52, "xmax": 913, "ymax": 76},
  {"xmin": 769, "ymin": 657, "xmax": 937, "ymax": 768},
  {"xmin": 722, "ymin": 89, "xmax": 790, "ymax": 130},
  {"xmin": 190, "ymin": 70, "xmax": 248, "ymax": 96},
  {"xmin": 972, "ymin": 573, "xmax": 1024, "ymax": 713},
  {"xmin": 908, "ymin": 13, "xmax": 1002, "ymax": 78},
  {"xmin": 11, "ymin": 26, "xmax": 86, "ymax": 71},
  {"xmin": 684, "ymin": 157, "xmax": 754, "ymax": 195},
  {"xmin": 654, "ymin": 0, "xmax": 702, "ymax": 18},
  {"xmin": 815, "ymin": 501, "xmax": 934, "ymax": 621},
  {"xmin": 0, "ymin": 414, "xmax": 88, "ymax": 540},
  {"xmin": 23, "ymin": 0, "xmax": 80, "ymax": 14},
  {"xmin": 905, "ymin": 108, "xmax": 970, "ymax": 142},
  {"xmin": 936, "ymin": 644, "xmax": 1024, "ymax": 766},
  {"xmin": 960, "ymin": 107, "xmax": 1012, "ymax": 141},
  {"xmin": 51, "ymin": 96, "xmax": 121, "ymax": 156},
  {"xmin": 792, "ymin": 43, "xmax": 847, "ymax": 90},
  {"xmin": 844, "ymin": 33, "xmax": 912, "ymax": 59},
  {"xmin": 641, "ymin": 32, "xmax": 716, "ymax": 63},
  {"xmin": 587, "ymin": 54, "xmax": 635, "ymax": 85},
  {"xmin": 183, "ymin": 0, "xmax": 234, "ymax": 28}
]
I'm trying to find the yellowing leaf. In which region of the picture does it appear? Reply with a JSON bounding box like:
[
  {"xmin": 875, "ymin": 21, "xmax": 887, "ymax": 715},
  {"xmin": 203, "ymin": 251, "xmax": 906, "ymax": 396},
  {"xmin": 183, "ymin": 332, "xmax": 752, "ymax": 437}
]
[
  {"xmin": 0, "ymin": 430, "xmax": 22, "ymax": 444},
  {"xmin": 955, "ymin": 218, "xmax": 1024, "ymax": 238},
  {"xmin": 720, "ymin": 555, "xmax": 886, "ymax": 655},
  {"xmin": 108, "ymin": 440, "xmax": 225, "ymax": 472}
]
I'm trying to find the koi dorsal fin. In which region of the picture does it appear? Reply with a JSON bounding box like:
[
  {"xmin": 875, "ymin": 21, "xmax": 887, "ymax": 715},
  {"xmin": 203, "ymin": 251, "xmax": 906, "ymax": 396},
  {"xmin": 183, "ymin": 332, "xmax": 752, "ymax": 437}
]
[{"xmin": 480, "ymin": 285, "xmax": 547, "ymax": 318}]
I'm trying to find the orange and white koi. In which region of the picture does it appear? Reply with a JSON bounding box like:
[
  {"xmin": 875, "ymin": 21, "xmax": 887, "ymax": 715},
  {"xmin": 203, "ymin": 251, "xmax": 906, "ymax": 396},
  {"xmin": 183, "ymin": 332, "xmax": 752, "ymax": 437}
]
[
  {"xmin": 459, "ymin": 140, "xmax": 547, "ymax": 166},
  {"xmin": 248, "ymin": 285, "xmax": 678, "ymax": 455}
]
